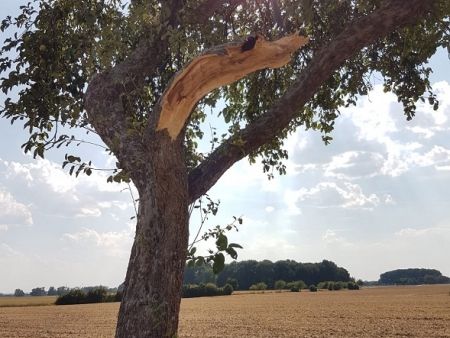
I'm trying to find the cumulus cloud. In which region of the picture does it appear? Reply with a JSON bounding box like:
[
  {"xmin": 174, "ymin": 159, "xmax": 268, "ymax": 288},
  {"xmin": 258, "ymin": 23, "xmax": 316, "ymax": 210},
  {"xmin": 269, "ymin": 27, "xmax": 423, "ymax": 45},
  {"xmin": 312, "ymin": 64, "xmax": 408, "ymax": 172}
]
[
  {"xmin": 62, "ymin": 227, "xmax": 133, "ymax": 257},
  {"xmin": 324, "ymin": 151, "xmax": 384, "ymax": 180},
  {"xmin": 0, "ymin": 158, "xmax": 134, "ymax": 220},
  {"xmin": 286, "ymin": 182, "xmax": 381, "ymax": 210},
  {"xmin": 0, "ymin": 189, "xmax": 33, "ymax": 230}
]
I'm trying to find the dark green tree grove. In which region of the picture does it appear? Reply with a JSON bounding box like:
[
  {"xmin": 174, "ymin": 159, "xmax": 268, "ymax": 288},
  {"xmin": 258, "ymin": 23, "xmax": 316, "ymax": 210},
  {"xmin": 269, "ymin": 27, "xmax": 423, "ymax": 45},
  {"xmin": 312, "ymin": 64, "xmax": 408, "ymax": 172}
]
[
  {"xmin": 216, "ymin": 259, "xmax": 350, "ymax": 289},
  {"xmin": 379, "ymin": 268, "xmax": 450, "ymax": 285}
]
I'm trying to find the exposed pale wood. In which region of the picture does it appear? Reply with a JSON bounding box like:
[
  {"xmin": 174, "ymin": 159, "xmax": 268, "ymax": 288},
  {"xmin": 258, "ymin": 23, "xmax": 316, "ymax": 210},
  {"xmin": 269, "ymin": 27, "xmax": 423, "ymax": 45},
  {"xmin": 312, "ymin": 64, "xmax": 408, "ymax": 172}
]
[{"xmin": 157, "ymin": 34, "xmax": 309, "ymax": 139}]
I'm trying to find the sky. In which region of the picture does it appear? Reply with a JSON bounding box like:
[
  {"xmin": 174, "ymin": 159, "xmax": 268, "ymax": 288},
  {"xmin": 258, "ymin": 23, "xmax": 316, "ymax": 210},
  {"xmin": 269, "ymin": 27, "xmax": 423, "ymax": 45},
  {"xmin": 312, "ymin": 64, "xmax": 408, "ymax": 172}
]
[{"xmin": 1, "ymin": 1, "xmax": 450, "ymax": 293}]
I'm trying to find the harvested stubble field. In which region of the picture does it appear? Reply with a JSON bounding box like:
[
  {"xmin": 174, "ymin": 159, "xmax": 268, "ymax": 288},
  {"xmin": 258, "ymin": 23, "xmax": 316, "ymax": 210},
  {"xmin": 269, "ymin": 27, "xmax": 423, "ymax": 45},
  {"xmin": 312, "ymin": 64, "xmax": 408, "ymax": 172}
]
[{"xmin": 0, "ymin": 285, "xmax": 449, "ymax": 337}]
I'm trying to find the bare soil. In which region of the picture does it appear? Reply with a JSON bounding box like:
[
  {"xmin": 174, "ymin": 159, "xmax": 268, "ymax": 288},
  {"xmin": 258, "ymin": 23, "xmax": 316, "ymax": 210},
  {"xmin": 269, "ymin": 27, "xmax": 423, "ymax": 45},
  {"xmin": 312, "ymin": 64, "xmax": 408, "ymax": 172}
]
[{"xmin": 0, "ymin": 285, "xmax": 449, "ymax": 337}]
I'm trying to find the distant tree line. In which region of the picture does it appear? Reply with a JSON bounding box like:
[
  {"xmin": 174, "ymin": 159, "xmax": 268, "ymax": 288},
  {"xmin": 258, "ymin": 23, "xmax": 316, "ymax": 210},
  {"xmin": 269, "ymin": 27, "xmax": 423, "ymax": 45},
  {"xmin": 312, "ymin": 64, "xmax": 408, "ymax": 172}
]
[
  {"xmin": 13, "ymin": 285, "xmax": 118, "ymax": 297},
  {"xmin": 55, "ymin": 286, "xmax": 122, "ymax": 305},
  {"xmin": 182, "ymin": 283, "xmax": 233, "ymax": 298},
  {"xmin": 184, "ymin": 259, "xmax": 351, "ymax": 290},
  {"xmin": 379, "ymin": 269, "xmax": 450, "ymax": 285}
]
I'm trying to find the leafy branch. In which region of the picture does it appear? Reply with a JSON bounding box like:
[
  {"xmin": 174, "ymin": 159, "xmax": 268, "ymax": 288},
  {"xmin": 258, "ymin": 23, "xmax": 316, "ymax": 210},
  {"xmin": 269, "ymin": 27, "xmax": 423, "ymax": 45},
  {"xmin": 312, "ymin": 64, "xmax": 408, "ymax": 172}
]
[{"xmin": 187, "ymin": 214, "xmax": 243, "ymax": 274}]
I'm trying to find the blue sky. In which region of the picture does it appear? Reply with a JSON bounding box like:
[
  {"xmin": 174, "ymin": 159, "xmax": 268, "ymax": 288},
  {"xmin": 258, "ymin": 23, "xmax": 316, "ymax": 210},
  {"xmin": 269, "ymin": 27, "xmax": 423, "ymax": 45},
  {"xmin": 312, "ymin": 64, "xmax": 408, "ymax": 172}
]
[{"xmin": 1, "ymin": 1, "xmax": 450, "ymax": 293}]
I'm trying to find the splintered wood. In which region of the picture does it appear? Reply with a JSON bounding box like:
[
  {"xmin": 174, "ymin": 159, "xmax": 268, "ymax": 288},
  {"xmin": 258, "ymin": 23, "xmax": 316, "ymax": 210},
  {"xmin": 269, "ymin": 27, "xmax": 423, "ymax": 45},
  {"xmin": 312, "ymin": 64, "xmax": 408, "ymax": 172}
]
[{"xmin": 157, "ymin": 34, "xmax": 309, "ymax": 139}]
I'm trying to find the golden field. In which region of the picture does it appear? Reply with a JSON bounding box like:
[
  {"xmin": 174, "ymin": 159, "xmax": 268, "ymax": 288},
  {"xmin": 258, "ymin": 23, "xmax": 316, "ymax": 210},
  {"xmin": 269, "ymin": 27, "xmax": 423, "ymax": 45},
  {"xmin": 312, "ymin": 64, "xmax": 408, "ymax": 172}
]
[
  {"xmin": 0, "ymin": 296, "xmax": 56, "ymax": 308},
  {"xmin": 0, "ymin": 285, "xmax": 449, "ymax": 337}
]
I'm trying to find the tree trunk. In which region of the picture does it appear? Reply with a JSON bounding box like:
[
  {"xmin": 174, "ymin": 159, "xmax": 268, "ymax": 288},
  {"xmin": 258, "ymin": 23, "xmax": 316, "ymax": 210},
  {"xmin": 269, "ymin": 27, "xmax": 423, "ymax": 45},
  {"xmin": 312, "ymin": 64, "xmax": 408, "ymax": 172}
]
[{"xmin": 115, "ymin": 134, "xmax": 189, "ymax": 338}]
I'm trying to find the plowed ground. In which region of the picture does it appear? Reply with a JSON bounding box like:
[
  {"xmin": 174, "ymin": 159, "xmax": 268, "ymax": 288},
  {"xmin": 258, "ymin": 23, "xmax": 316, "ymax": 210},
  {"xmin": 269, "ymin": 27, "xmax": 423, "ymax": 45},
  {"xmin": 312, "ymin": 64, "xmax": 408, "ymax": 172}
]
[{"xmin": 0, "ymin": 285, "xmax": 449, "ymax": 337}]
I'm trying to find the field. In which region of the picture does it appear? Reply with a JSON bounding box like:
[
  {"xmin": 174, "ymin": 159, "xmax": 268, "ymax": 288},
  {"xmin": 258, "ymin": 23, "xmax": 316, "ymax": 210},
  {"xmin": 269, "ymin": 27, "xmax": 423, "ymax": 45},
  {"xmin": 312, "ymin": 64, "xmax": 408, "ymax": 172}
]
[
  {"xmin": 0, "ymin": 285, "xmax": 449, "ymax": 337},
  {"xmin": 0, "ymin": 296, "xmax": 56, "ymax": 308}
]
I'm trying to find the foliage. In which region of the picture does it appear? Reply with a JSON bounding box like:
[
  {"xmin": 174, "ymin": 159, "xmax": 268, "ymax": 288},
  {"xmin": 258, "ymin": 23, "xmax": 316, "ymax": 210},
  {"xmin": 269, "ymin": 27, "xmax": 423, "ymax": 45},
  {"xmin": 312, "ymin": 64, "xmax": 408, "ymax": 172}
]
[
  {"xmin": 317, "ymin": 281, "xmax": 360, "ymax": 290},
  {"xmin": 30, "ymin": 287, "xmax": 46, "ymax": 296},
  {"xmin": 222, "ymin": 283, "xmax": 234, "ymax": 296},
  {"xmin": 225, "ymin": 278, "xmax": 239, "ymax": 291},
  {"xmin": 379, "ymin": 269, "xmax": 450, "ymax": 285},
  {"xmin": 55, "ymin": 286, "xmax": 118, "ymax": 305},
  {"xmin": 47, "ymin": 286, "xmax": 57, "ymax": 296},
  {"xmin": 0, "ymin": 0, "xmax": 447, "ymax": 183},
  {"xmin": 309, "ymin": 285, "xmax": 318, "ymax": 292},
  {"xmin": 56, "ymin": 286, "xmax": 70, "ymax": 296},
  {"xmin": 347, "ymin": 282, "xmax": 360, "ymax": 290},
  {"xmin": 249, "ymin": 282, "xmax": 268, "ymax": 291},
  {"xmin": 287, "ymin": 280, "xmax": 307, "ymax": 291},
  {"xmin": 181, "ymin": 283, "xmax": 233, "ymax": 298},
  {"xmin": 217, "ymin": 259, "xmax": 350, "ymax": 289},
  {"xmin": 274, "ymin": 280, "xmax": 287, "ymax": 290},
  {"xmin": 14, "ymin": 289, "xmax": 25, "ymax": 297},
  {"xmin": 183, "ymin": 264, "xmax": 216, "ymax": 285},
  {"xmin": 187, "ymin": 197, "xmax": 243, "ymax": 275}
]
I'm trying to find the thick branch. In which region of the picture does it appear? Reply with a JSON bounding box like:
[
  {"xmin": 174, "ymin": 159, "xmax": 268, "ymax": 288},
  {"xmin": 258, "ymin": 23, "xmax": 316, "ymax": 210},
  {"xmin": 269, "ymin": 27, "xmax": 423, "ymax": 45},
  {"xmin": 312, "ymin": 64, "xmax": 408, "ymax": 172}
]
[
  {"xmin": 187, "ymin": 0, "xmax": 437, "ymax": 204},
  {"xmin": 156, "ymin": 34, "xmax": 309, "ymax": 139}
]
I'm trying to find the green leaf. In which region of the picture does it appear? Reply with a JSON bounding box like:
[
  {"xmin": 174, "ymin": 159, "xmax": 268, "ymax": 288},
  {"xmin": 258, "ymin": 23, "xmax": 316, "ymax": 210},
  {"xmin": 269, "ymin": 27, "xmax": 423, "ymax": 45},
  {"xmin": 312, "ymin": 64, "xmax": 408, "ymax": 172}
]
[
  {"xmin": 212, "ymin": 253, "xmax": 225, "ymax": 274},
  {"xmin": 226, "ymin": 247, "xmax": 238, "ymax": 259},
  {"xmin": 228, "ymin": 243, "xmax": 243, "ymax": 249},
  {"xmin": 216, "ymin": 233, "xmax": 228, "ymax": 251},
  {"xmin": 195, "ymin": 256, "xmax": 205, "ymax": 267}
]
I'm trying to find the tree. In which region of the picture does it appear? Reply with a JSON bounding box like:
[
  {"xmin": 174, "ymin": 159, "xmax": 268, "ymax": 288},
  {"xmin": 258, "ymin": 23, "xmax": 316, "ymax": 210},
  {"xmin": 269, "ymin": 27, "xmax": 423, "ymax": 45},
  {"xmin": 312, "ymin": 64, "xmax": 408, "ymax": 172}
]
[
  {"xmin": 30, "ymin": 287, "xmax": 46, "ymax": 297},
  {"xmin": 0, "ymin": 0, "xmax": 448, "ymax": 336},
  {"xmin": 379, "ymin": 268, "xmax": 450, "ymax": 285},
  {"xmin": 14, "ymin": 289, "xmax": 25, "ymax": 297},
  {"xmin": 225, "ymin": 278, "xmax": 239, "ymax": 291},
  {"xmin": 47, "ymin": 286, "xmax": 57, "ymax": 296},
  {"xmin": 56, "ymin": 286, "xmax": 70, "ymax": 296},
  {"xmin": 274, "ymin": 280, "xmax": 286, "ymax": 290}
]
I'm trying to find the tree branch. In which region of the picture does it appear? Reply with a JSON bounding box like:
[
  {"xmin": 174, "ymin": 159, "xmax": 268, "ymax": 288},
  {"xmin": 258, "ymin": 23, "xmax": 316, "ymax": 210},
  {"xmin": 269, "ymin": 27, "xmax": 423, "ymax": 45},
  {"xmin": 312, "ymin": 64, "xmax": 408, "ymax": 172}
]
[
  {"xmin": 187, "ymin": 0, "xmax": 437, "ymax": 204},
  {"xmin": 155, "ymin": 34, "xmax": 309, "ymax": 139}
]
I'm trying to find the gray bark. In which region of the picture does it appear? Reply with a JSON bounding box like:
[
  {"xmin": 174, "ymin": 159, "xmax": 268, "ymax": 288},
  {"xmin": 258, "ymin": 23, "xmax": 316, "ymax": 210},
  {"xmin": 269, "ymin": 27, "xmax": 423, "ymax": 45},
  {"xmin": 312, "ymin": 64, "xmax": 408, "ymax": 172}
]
[{"xmin": 115, "ymin": 133, "xmax": 189, "ymax": 338}]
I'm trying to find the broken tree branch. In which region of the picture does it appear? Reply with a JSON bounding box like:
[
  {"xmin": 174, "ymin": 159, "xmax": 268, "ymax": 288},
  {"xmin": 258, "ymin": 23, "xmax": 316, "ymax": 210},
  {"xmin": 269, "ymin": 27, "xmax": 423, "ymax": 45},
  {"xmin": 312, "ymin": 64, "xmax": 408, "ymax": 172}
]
[{"xmin": 156, "ymin": 33, "xmax": 309, "ymax": 139}]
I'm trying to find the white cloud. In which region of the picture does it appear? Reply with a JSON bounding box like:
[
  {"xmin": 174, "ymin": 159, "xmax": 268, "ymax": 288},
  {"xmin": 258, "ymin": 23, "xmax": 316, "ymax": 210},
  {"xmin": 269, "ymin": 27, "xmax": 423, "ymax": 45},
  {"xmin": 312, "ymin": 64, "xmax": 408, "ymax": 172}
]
[
  {"xmin": 394, "ymin": 226, "xmax": 450, "ymax": 238},
  {"xmin": 265, "ymin": 206, "xmax": 275, "ymax": 213},
  {"xmin": 415, "ymin": 81, "xmax": 450, "ymax": 126},
  {"xmin": 345, "ymin": 86, "xmax": 398, "ymax": 143},
  {"xmin": 322, "ymin": 229, "xmax": 354, "ymax": 248},
  {"xmin": 324, "ymin": 151, "xmax": 384, "ymax": 179},
  {"xmin": 0, "ymin": 157, "xmax": 134, "ymax": 220},
  {"xmin": 383, "ymin": 194, "xmax": 395, "ymax": 205},
  {"xmin": 76, "ymin": 207, "xmax": 102, "ymax": 218},
  {"xmin": 0, "ymin": 189, "xmax": 33, "ymax": 230},
  {"xmin": 63, "ymin": 227, "xmax": 133, "ymax": 257},
  {"xmin": 406, "ymin": 126, "xmax": 435, "ymax": 139},
  {"xmin": 284, "ymin": 190, "xmax": 303, "ymax": 215},
  {"xmin": 287, "ymin": 182, "xmax": 380, "ymax": 210},
  {"xmin": 0, "ymin": 243, "xmax": 22, "ymax": 257}
]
